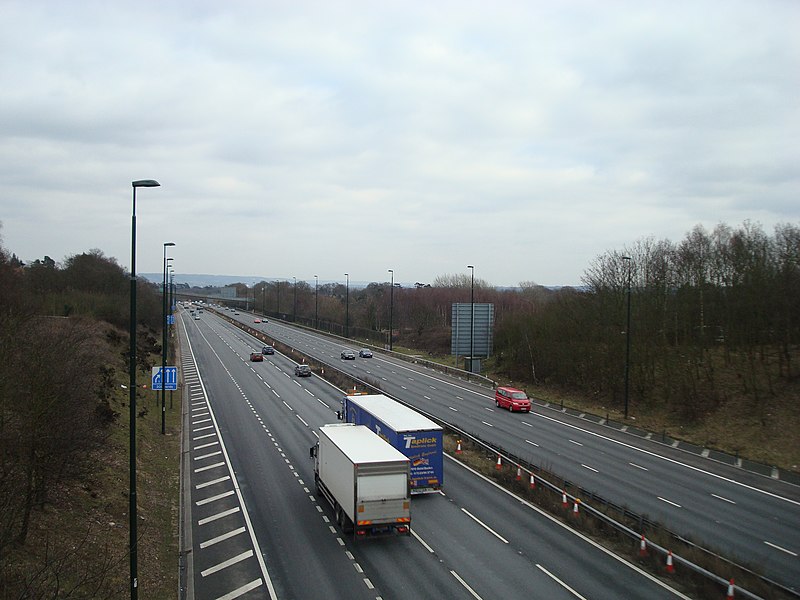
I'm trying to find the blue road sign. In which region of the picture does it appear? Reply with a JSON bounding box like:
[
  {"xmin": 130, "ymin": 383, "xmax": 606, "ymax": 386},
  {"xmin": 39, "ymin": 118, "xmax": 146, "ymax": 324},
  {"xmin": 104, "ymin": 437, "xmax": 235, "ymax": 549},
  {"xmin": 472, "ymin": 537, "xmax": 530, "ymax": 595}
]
[
  {"xmin": 152, "ymin": 366, "xmax": 178, "ymax": 391},
  {"xmin": 167, "ymin": 315, "xmax": 175, "ymax": 325}
]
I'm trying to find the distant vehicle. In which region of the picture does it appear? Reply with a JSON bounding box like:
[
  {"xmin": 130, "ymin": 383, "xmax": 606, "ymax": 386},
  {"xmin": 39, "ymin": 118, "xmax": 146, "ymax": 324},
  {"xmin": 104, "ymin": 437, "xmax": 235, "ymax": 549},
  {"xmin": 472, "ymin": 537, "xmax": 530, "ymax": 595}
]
[
  {"xmin": 234, "ymin": 311, "xmax": 240, "ymax": 315},
  {"xmin": 254, "ymin": 318, "xmax": 261, "ymax": 323},
  {"xmin": 358, "ymin": 349, "xmax": 373, "ymax": 358},
  {"xmin": 250, "ymin": 352, "xmax": 263, "ymax": 362},
  {"xmin": 262, "ymin": 345, "xmax": 275, "ymax": 355},
  {"xmin": 494, "ymin": 386, "xmax": 531, "ymax": 413},
  {"xmin": 194, "ymin": 314, "xmax": 200, "ymax": 320},
  {"xmin": 341, "ymin": 350, "xmax": 356, "ymax": 360},
  {"xmin": 294, "ymin": 364, "xmax": 312, "ymax": 377}
]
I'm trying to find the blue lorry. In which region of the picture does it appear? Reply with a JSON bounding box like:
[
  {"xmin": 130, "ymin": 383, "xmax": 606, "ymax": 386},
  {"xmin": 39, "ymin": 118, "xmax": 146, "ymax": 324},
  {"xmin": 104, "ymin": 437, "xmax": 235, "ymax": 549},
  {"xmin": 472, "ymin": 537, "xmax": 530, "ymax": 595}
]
[{"xmin": 340, "ymin": 394, "xmax": 443, "ymax": 494}]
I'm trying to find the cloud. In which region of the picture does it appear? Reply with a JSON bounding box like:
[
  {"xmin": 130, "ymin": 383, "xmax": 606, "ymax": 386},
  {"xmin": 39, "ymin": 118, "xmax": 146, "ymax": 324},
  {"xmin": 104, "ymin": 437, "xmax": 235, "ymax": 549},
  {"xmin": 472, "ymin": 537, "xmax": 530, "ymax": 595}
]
[{"xmin": 0, "ymin": 0, "xmax": 798, "ymax": 286}]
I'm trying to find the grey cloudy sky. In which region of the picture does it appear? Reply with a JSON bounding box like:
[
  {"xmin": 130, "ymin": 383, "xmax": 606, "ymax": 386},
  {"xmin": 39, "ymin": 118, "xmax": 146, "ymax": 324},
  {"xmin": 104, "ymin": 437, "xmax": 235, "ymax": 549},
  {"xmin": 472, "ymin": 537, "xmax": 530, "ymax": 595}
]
[{"xmin": 1, "ymin": 0, "xmax": 797, "ymax": 287}]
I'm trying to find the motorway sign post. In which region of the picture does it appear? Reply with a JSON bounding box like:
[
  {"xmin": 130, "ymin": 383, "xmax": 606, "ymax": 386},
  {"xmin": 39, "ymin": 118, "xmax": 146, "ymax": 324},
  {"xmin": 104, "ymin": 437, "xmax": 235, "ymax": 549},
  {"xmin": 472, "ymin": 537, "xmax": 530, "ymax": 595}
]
[{"xmin": 152, "ymin": 366, "xmax": 178, "ymax": 391}]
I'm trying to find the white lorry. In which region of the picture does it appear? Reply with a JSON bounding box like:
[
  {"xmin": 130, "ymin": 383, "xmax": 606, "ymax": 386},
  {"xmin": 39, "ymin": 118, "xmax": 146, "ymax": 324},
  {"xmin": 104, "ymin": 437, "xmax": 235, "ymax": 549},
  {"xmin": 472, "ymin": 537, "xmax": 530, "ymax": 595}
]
[{"xmin": 311, "ymin": 424, "xmax": 411, "ymax": 537}]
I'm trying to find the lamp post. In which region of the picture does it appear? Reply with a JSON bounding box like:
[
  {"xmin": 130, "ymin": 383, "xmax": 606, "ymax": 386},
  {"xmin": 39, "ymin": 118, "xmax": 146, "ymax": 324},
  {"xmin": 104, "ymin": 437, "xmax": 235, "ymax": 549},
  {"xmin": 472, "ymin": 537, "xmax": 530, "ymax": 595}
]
[
  {"xmin": 262, "ymin": 284, "xmax": 266, "ymax": 316},
  {"xmin": 388, "ymin": 269, "xmax": 394, "ymax": 351},
  {"xmin": 622, "ymin": 255, "xmax": 632, "ymax": 419},
  {"xmin": 314, "ymin": 275, "xmax": 319, "ymax": 329},
  {"xmin": 130, "ymin": 179, "xmax": 159, "ymax": 600},
  {"xmin": 467, "ymin": 265, "xmax": 475, "ymax": 373},
  {"xmin": 344, "ymin": 273, "xmax": 349, "ymax": 338},
  {"xmin": 277, "ymin": 281, "xmax": 281, "ymax": 315},
  {"xmin": 161, "ymin": 245, "xmax": 175, "ymax": 436},
  {"xmin": 293, "ymin": 276, "xmax": 297, "ymax": 322}
]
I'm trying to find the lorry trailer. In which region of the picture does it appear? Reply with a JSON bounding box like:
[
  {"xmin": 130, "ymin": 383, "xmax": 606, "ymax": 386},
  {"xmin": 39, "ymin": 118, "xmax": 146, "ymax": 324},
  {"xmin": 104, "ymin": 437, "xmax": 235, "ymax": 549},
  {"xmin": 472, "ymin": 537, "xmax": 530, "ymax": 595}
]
[
  {"xmin": 341, "ymin": 394, "xmax": 443, "ymax": 494},
  {"xmin": 311, "ymin": 424, "xmax": 411, "ymax": 537}
]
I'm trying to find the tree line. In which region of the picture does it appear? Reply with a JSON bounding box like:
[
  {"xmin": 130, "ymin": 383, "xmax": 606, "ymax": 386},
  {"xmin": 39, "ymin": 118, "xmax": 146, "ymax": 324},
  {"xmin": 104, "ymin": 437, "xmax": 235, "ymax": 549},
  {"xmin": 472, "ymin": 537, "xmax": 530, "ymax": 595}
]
[
  {"xmin": 0, "ymin": 230, "xmax": 164, "ymax": 596},
  {"xmin": 217, "ymin": 221, "xmax": 799, "ymax": 421}
]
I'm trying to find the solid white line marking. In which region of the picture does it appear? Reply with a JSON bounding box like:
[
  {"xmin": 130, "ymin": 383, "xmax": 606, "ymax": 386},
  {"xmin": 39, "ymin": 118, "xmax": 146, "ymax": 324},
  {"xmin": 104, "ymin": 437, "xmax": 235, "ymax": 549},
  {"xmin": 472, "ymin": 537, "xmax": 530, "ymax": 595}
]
[
  {"xmin": 193, "ymin": 425, "xmax": 214, "ymax": 432},
  {"xmin": 629, "ymin": 462, "xmax": 648, "ymax": 471},
  {"xmin": 196, "ymin": 490, "xmax": 235, "ymax": 506},
  {"xmin": 461, "ymin": 508, "xmax": 509, "ymax": 543},
  {"xmin": 481, "ymin": 421, "xmax": 494, "ymax": 427},
  {"xmin": 282, "ymin": 401, "xmax": 292, "ymax": 410},
  {"xmin": 536, "ymin": 564, "xmax": 588, "ymax": 599},
  {"xmin": 449, "ymin": 406, "xmax": 458, "ymax": 412},
  {"xmin": 200, "ymin": 527, "xmax": 246, "ymax": 549},
  {"xmin": 215, "ymin": 578, "xmax": 263, "ymax": 600},
  {"xmin": 296, "ymin": 415, "xmax": 309, "ymax": 427},
  {"xmin": 521, "ymin": 421, "xmax": 533, "ymax": 427},
  {"xmin": 568, "ymin": 439, "xmax": 583, "ymax": 446},
  {"xmin": 525, "ymin": 440, "xmax": 539, "ymax": 447},
  {"xmin": 195, "ymin": 476, "xmax": 230, "ymax": 490},
  {"xmin": 581, "ymin": 464, "xmax": 599, "ymax": 473},
  {"xmin": 200, "ymin": 550, "xmax": 253, "ymax": 577},
  {"xmin": 364, "ymin": 579, "xmax": 374, "ymax": 590},
  {"xmin": 411, "ymin": 528, "xmax": 435, "ymax": 553},
  {"xmin": 450, "ymin": 570, "xmax": 484, "ymax": 600},
  {"xmin": 764, "ymin": 541, "xmax": 797, "ymax": 556},
  {"xmin": 657, "ymin": 496, "xmax": 682, "ymax": 508},
  {"xmin": 198, "ymin": 506, "xmax": 240, "ymax": 525},
  {"xmin": 193, "ymin": 433, "xmax": 216, "ymax": 441},
  {"xmin": 711, "ymin": 493, "xmax": 736, "ymax": 505}
]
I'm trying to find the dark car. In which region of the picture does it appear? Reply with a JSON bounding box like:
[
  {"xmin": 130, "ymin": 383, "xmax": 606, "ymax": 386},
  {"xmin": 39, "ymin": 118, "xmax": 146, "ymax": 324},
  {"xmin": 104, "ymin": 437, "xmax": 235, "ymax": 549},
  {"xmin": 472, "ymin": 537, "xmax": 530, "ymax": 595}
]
[
  {"xmin": 358, "ymin": 349, "xmax": 373, "ymax": 358},
  {"xmin": 250, "ymin": 352, "xmax": 263, "ymax": 362},
  {"xmin": 262, "ymin": 345, "xmax": 275, "ymax": 355},
  {"xmin": 341, "ymin": 350, "xmax": 356, "ymax": 360},
  {"xmin": 294, "ymin": 364, "xmax": 312, "ymax": 377}
]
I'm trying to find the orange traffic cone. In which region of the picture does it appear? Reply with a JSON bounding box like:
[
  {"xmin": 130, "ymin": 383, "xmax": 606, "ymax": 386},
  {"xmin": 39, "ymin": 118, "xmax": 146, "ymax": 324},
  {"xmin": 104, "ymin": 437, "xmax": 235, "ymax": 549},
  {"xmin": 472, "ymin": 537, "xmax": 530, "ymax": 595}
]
[
  {"xmin": 516, "ymin": 466, "xmax": 522, "ymax": 481},
  {"xmin": 456, "ymin": 440, "xmax": 462, "ymax": 454},
  {"xmin": 665, "ymin": 550, "xmax": 674, "ymax": 573},
  {"xmin": 572, "ymin": 499, "xmax": 581, "ymax": 516},
  {"xmin": 529, "ymin": 474, "xmax": 536, "ymax": 489},
  {"xmin": 726, "ymin": 578, "xmax": 735, "ymax": 600},
  {"xmin": 639, "ymin": 534, "xmax": 647, "ymax": 557},
  {"xmin": 561, "ymin": 490, "xmax": 569, "ymax": 508},
  {"xmin": 495, "ymin": 455, "xmax": 502, "ymax": 470}
]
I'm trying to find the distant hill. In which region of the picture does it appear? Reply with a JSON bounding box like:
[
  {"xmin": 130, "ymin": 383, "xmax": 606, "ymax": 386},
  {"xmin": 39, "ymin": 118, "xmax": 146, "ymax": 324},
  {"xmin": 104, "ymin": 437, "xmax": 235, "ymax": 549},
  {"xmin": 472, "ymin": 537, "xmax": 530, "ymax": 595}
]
[
  {"xmin": 140, "ymin": 273, "xmax": 271, "ymax": 288},
  {"xmin": 139, "ymin": 273, "xmax": 365, "ymax": 288}
]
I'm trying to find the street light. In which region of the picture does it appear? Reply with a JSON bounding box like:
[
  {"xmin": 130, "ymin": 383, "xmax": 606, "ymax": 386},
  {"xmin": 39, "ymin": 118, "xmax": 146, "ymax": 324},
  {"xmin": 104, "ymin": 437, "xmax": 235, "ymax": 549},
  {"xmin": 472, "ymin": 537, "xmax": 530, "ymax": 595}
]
[
  {"xmin": 622, "ymin": 256, "xmax": 632, "ymax": 419},
  {"xmin": 293, "ymin": 276, "xmax": 297, "ymax": 322},
  {"xmin": 467, "ymin": 265, "xmax": 475, "ymax": 373},
  {"xmin": 314, "ymin": 275, "xmax": 319, "ymax": 329},
  {"xmin": 130, "ymin": 179, "xmax": 159, "ymax": 600},
  {"xmin": 161, "ymin": 245, "xmax": 175, "ymax": 436},
  {"xmin": 277, "ymin": 280, "xmax": 281, "ymax": 315},
  {"xmin": 344, "ymin": 273, "xmax": 349, "ymax": 338},
  {"xmin": 388, "ymin": 269, "xmax": 394, "ymax": 351}
]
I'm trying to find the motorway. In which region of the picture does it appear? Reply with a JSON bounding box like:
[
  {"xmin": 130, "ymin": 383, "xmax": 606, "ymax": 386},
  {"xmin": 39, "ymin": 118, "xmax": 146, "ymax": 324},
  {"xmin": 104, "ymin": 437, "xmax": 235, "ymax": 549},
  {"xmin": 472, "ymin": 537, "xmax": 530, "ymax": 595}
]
[
  {"xmin": 215, "ymin": 307, "xmax": 800, "ymax": 593},
  {"xmin": 179, "ymin": 308, "xmax": 692, "ymax": 600}
]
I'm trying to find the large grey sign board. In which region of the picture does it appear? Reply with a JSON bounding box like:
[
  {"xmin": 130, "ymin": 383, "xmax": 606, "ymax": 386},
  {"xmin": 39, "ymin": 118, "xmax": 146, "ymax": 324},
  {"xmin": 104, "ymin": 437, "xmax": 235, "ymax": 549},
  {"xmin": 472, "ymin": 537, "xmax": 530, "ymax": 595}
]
[{"xmin": 451, "ymin": 303, "xmax": 494, "ymax": 357}]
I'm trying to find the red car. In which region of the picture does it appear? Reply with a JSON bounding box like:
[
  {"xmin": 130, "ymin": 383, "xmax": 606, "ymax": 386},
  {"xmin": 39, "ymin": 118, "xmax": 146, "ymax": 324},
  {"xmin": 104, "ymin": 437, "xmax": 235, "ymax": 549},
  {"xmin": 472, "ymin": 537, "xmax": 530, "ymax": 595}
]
[
  {"xmin": 250, "ymin": 352, "xmax": 263, "ymax": 362},
  {"xmin": 495, "ymin": 386, "xmax": 531, "ymax": 412}
]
